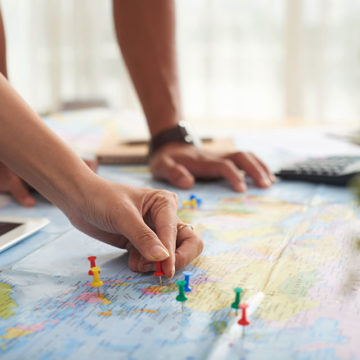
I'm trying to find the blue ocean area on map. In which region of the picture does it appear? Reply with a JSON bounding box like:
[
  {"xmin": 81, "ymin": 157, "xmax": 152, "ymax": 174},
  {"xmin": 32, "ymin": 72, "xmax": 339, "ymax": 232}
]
[{"xmin": 1, "ymin": 163, "xmax": 360, "ymax": 359}]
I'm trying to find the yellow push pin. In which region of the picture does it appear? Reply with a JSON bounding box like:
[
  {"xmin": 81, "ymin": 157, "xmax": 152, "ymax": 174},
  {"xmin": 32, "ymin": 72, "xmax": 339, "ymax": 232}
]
[
  {"xmin": 91, "ymin": 266, "xmax": 103, "ymax": 297},
  {"xmin": 182, "ymin": 198, "xmax": 197, "ymax": 208}
]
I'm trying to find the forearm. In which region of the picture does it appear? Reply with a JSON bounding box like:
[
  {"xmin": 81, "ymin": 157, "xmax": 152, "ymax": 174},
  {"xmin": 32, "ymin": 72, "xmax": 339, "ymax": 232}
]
[
  {"xmin": 113, "ymin": 0, "xmax": 181, "ymax": 136},
  {"xmin": 0, "ymin": 74, "xmax": 97, "ymax": 213},
  {"xmin": 0, "ymin": 9, "xmax": 8, "ymax": 77}
]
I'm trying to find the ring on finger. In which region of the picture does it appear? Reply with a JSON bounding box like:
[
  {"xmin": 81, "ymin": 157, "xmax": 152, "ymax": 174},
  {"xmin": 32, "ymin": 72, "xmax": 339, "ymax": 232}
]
[{"xmin": 177, "ymin": 223, "xmax": 194, "ymax": 232}]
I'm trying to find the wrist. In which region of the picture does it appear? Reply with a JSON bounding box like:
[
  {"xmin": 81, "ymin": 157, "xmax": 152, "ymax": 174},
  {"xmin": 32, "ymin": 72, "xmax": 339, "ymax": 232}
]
[
  {"xmin": 48, "ymin": 162, "xmax": 100, "ymax": 218},
  {"xmin": 148, "ymin": 121, "xmax": 197, "ymax": 158}
]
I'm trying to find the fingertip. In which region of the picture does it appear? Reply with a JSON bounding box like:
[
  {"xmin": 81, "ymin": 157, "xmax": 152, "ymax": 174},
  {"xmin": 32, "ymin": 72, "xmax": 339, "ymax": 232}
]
[
  {"xmin": 20, "ymin": 195, "xmax": 35, "ymax": 207},
  {"xmin": 170, "ymin": 165, "xmax": 195, "ymax": 189},
  {"xmin": 176, "ymin": 175, "xmax": 194, "ymax": 189},
  {"xmin": 25, "ymin": 196, "xmax": 35, "ymax": 207},
  {"xmin": 234, "ymin": 182, "xmax": 247, "ymax": 192},
  {"xmin": 259, "ymin": 178, "xmax": 272, "ymax": 188}
]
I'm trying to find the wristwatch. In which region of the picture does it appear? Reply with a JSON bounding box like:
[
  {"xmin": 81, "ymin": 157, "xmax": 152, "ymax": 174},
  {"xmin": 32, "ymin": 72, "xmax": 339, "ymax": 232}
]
[{"xmin": 148, "ymin": 121, "xmax": 196, "ymax": 158}]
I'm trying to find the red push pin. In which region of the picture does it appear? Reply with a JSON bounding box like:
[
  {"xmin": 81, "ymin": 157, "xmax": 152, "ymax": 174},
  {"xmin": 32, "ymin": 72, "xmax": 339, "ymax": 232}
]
[
  {"xmin": 88, "ymin": 256, "xmax": 100, "ymax": 276},
  {"xmin": 237, "ymin": 303, "xmax": 250, "ymax": 326},
  {"xmin": 154, "ymin": 261, "xmax": 165, "ymax": 286}
]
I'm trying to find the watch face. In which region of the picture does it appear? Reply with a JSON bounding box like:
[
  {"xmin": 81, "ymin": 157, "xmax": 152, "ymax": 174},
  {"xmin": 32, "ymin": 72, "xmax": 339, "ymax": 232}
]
[{"xmin": 185, "ymin": 134, "xmax": 193, "ymax": 143}]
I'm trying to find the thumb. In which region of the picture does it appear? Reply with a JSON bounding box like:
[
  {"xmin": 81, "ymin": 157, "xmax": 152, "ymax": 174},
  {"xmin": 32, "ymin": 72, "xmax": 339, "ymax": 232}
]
[
  {"xmin": 119, "ymin": 209, "xmax": 170, "ymax": 262},
  {"xmin": 151, "ymin": 155, "xmax": 194, "ymax": 189},
  {"xmin": 9, "ymin": 177, "xmax": 35, "ymax": 207}
]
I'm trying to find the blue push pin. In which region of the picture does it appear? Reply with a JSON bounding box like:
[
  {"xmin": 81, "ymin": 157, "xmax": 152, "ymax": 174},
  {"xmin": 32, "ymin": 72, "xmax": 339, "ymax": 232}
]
[
  {"xmin": 183, "ymin": 271, "xmax": 192, "ymax": 292},
  {"xmin": 189, "ymin": 194, "xmax": 202, "ymax": 207}
]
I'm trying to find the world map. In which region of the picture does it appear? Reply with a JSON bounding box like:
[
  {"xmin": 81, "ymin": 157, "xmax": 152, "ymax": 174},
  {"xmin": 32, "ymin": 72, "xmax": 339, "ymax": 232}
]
[{"xmin": 1, "ymin": 165, "xmax": 360, "ymax": 359}]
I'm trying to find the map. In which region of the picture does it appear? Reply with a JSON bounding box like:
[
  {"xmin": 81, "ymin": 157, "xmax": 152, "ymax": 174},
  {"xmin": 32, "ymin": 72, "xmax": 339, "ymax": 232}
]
[{"xmin": 1, "ymin": 163, "xmax": 360, "ymax": 360}]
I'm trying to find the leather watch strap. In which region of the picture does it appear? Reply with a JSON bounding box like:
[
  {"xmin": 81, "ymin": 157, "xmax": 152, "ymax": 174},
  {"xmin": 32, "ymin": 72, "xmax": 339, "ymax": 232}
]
[{"xmin": 148, "ymin": 121, "xmax": 195, "ymax": 158}]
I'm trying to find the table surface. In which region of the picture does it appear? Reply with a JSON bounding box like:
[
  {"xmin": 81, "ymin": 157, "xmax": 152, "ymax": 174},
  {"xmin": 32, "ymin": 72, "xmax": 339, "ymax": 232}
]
[{"xmin": 1, "ymin": 111, "xmax": 360, "ymax": 360}]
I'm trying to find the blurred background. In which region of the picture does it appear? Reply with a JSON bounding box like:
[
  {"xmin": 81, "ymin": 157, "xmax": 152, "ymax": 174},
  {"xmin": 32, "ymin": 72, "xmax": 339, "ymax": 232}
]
[{"xmin": 1, "ymin": 0, "xmax": 360, "ymax": 127}]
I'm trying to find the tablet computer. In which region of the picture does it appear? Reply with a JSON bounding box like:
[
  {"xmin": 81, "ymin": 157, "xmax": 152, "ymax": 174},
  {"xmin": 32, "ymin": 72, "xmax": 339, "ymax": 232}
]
[{"xmin": 0, "ymin": 216, "xmax": 49, "ymax": 253}]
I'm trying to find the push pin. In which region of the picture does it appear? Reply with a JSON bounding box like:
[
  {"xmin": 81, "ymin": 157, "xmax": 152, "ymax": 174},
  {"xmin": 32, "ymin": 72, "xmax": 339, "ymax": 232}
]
[
  {"xmin": 238, "ymin": 303, "xmax": 250, "ymax": 336},
  {"xmin": 182, "ymin": 194, "xmax": 202, "ymax": 208},
  {"xmin": 183, "ymin": 271, "xmax": 192, "ymax": 292},
  {"xmin": 231, "ymin": 287, "xmax": 243, "ymax": 315},
  {"xmin": 90, "ymin": 266, "xmax": 103, "ymax": 297},
  {"xmin": 154, "ymin": 261, "xmax": 165, "ymax": 286},
  {"xmin": 176, "ymin": 280, "xmax": 188, "ymax": 312}
]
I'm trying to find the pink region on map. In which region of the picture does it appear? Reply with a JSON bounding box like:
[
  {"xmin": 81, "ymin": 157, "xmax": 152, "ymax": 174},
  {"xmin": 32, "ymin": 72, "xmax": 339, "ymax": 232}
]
[
  {"xmin": 15, "ymin": 320, "xmax": 59, "ymax": 332},
  {"xmin": 76, "ymin": 292, "xmax": 106, "ymax": 303}
]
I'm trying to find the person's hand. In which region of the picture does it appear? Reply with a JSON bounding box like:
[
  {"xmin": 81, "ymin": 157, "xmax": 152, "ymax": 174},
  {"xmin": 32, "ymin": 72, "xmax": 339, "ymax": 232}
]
[
  {"xmin": 0, "ymin": 160, "xmax": 97, "ymax": 208},
  {"xmin": 149, "ymin": 143, "xmax": 275, "ymax": 192},
  {"xmin": 67, "ymin": 180, "xmax": 203, "ymax": 279},
  {"xmin": 0, "ymin": 162, "xmax": 35, "ymax": 206}
]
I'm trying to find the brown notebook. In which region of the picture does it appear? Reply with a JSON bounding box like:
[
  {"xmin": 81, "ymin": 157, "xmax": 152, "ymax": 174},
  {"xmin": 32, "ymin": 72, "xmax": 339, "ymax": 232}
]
[{"xmin": 96, "ymin": 132, "xmax": 237, "ymax": 164}]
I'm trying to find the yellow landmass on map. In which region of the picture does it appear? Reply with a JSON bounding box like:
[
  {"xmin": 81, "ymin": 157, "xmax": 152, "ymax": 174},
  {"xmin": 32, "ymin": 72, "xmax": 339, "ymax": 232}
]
[
  {"xmin": 183, "ymin": 195, "xmax": 348, "ymax": 321},
  {"xmin": 317, "ymin": 204, "xmax": 355, "ymax": 222},
  {"xmin": 0, "ymin": 282, "xmax": 17, "ymax": 319},
  {"xmin": 0, "ymin": 327, "xmax": 33, "ymax": 350},
  {"xmin": 97, "ymin": 294, "xmax": 111, "ymax": 305},
  {"xmin": 111, "ymin": 282, "xmax": 133, "ymax": 287},
  {"xmin": 205, "ymin": 226, "xmax": 280, "ymax": 244},
  {"xmin": 98, "ymin": 309, "xmax": 112, "ymax": 317}
]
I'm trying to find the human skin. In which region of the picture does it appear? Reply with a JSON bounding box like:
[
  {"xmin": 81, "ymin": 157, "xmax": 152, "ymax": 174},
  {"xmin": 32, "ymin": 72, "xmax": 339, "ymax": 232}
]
[
  {"xmin": 113, "ymin": 0, "xmax": 275, "ymax": 191},
  {"xmin": 0, "ymin": 3, "xmax": 274, "ymax": 204},
  {"xmin": 0, "ymin": 73, "xmax": 203, "ymax": 278}
]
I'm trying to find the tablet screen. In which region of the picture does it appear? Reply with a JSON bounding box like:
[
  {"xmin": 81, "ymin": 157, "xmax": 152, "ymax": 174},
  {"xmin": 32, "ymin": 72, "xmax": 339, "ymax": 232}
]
[{"xmin": 0, "ymin": 222, "xmax": 22, "ymax": 235}]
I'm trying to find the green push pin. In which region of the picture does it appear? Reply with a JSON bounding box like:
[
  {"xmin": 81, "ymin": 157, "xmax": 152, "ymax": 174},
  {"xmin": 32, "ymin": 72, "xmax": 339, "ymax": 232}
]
[
  {"xmin": 176, "ymin": 280, "xmax": 188, "ymax": 312},
  {"xmin": 231, "ymin": 287, "xmax": 243, "ymax": 315}
]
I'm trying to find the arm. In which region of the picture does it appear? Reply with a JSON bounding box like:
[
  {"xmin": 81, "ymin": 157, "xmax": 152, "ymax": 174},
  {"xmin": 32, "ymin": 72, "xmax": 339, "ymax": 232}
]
[
  {"xmin": 0, "ymin": 73, "xmax": 203, "ymax": 277},
  {"xmin": 113, "ymin": 0, "xmax": 275, "ymax": 191},
  {"xmin": 0, "ymin": 8, "xmax": 36, "ymax": 206},
  {"xmin": 0, "ymin": 9, "xmax": 7, "ymax": 78},
  {"xmin": 113, "ymin": 0, "xmax": 180, "ymax": 136}
]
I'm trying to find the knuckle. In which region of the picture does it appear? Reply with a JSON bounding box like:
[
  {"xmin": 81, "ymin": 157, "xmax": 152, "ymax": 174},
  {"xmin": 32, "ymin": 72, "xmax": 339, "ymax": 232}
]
[
  {"xmin": 156, "ymin": 190, "xmax": 178, "ymax": 205},
  {"xmin": 235, "ymin": 152, "xmax": 246, "ymax": 161}
]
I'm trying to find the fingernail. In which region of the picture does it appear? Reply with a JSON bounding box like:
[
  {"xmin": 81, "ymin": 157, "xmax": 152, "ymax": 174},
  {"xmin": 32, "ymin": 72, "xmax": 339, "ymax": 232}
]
[
  {"xmin": 150, "ymin": 245, "xmax": 170, "ymax": 260},
  {"xmin": 238, "ymin": 183, "xmax": 247, "ymax": 192},
  {"xmin": 271, "ymin": 175, "xmax": 277, "ymax": 183},
  {"xmin": 260, "ymin": 178, "xmax": 271, "ymax": 187},
  {"xmin": 171, "ymin": 265, "xmax": 175, "ymax": 279}
]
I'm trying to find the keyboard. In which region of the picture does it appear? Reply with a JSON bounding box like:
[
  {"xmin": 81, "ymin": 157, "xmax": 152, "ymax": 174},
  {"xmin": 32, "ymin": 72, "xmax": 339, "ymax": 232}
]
[{"xmin": 275, "ymin": 156, "xmax": 360, "ymax": 186}]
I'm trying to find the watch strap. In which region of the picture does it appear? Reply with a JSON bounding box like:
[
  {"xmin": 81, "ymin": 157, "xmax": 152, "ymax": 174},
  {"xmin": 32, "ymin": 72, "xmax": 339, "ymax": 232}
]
[{"xmin": 149, "ymin": 121, "xmax": 195, "ymax": 158}]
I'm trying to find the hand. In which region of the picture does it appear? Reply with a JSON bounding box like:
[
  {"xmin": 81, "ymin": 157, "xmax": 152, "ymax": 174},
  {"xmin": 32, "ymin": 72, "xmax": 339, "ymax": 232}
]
[
  {"xmin": 67, "ymin": 180, "xmax": 203, "ymax": 278},
  {"xmin": 0, "ymin": 159, "xmax": 97, "ymax": 208},
  {"xmin": 150, "ymin": 143, "xmax": 275, "ymax": 192},
  {"xmin": 0, "ymin": 162, "xmax": 35, "ymax": 206}
]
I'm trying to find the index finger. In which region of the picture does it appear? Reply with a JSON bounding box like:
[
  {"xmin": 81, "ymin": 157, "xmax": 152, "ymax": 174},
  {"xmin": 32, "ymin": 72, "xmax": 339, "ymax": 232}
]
[{"xmin": 149, "ymin": 191, "xmax": 178, "ymax": 279}]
